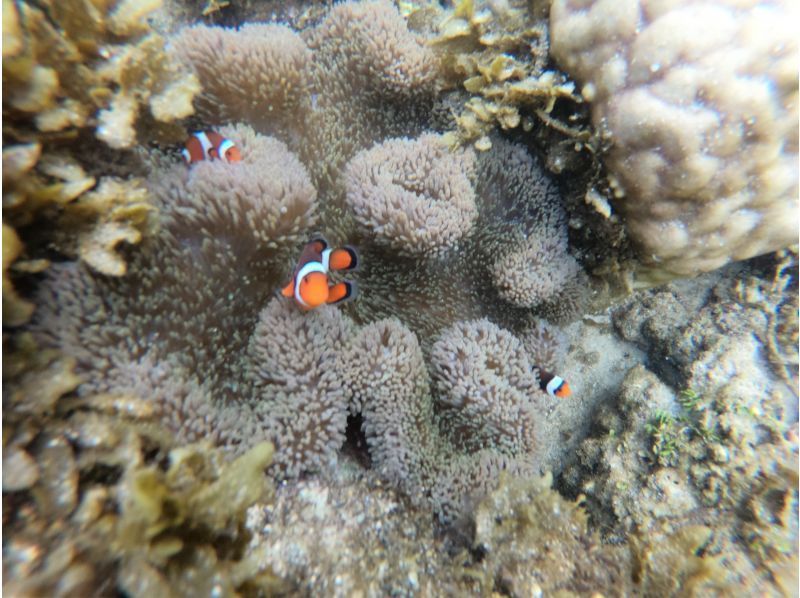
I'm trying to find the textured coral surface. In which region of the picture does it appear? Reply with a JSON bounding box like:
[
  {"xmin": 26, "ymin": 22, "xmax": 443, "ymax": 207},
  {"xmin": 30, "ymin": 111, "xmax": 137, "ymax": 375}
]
[{"xmin": 551, "ymin": 0, "xmax": 799, "ymax": 279}]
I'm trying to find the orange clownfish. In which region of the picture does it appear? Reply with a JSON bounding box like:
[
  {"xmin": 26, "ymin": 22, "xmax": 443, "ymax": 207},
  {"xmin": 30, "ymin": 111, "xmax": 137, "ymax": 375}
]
[
  {"xmin": 281, "ymin": 236, "xmax": 359, "ymax": 310},
  {"xmin": 182, "ymin": 131, "xmax": 242, "ymax": 164},
  {"xmin": 539, "ymin": 370, "xmax": 572, "ymax": 398}
]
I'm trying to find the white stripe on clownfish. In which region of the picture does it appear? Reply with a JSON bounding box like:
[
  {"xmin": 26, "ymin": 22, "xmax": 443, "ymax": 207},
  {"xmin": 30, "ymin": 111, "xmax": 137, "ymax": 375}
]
[
  {"xmin": 217, "ymin": 138, "xmax": 236, "ymax": 160},
  {"xmin": 538, "ymin": 369, "xmax": 572, "ymax": 398},
  {"xmin": 194, "ymin": 131, "xmax": 214, "ymax": 157}
]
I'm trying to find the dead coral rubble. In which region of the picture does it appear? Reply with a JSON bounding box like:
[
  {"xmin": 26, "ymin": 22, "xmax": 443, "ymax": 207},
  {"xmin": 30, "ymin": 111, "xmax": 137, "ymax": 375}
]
[{"xmin": 562, "ymin": 260, "xmax": 798, "ymax": 594}]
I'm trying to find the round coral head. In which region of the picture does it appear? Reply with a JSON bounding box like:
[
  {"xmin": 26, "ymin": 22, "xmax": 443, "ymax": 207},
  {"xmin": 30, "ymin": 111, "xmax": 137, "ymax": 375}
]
[{"xmin": 299, "ymin": 271, "xmax": 329, "ymax": 308}]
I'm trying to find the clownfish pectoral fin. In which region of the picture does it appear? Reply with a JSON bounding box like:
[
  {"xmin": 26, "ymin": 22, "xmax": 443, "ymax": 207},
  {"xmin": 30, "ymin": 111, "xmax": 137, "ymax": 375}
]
[
  {"xmin": 280, "ymin": 281, "xmax": 294, "ymax": 298},
  {"xmin": 328, "ymin": 246, "xmax": 359, "ymax": 272},
  {"xmin": 327, "ymin": 281, "xmax": 358, "ymax": 305}
]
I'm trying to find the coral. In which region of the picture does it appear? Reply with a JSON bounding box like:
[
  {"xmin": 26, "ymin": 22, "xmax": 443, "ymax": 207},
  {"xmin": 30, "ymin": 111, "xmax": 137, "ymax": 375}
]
[
  {"xmin": 466, "ymin": 472, "xmax": 732, "ymax": 596},
  {"xmin": 344, "ymin": 134, "xmax": 478, "ymax": 258},
  {"xmin": 18, "ymin": 0, "xmax": 580, "ymax": 546},
  {"xmin": 470, "ymin": 473, "xmax": 633, "ymax": 595},
  {"xmin": 551, "ymin": 0, "xmax": 799, "ymax": 279},
  {"xmin": 562, "ymin": 261, "xmax": 798, "ymax": 593},
  {"xmin": 423, "ymin": 0, "xmax": 580, "ymax": 150},
  {"xmin": 2, "ymin": 0, "xmax": 198, "ymax": 147}
]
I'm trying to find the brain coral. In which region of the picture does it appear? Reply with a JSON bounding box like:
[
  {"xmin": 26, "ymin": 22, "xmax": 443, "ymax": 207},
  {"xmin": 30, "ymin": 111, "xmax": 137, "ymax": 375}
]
[
  {"xmin": 551, "ymin": 0, "xmax": 799, "ymax": 280},
  {"xmin": 27, "ymin": 1, "xmax": 581, "ymax": 523}
]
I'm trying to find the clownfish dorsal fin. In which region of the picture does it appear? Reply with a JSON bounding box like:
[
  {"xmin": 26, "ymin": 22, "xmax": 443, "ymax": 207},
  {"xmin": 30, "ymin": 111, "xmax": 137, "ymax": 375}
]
[{"xmin": 309, "ymin": 234, "xmax": 329, "ymax": 252}]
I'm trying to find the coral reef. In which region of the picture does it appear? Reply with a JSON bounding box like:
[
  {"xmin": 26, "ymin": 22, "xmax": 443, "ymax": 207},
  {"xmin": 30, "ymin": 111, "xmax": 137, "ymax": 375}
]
[
  {"xmin": 561, "ymin": 258, "xmax": 798, "ymax": 594},
  {"xmin": 551, "ymin": 0, "xmax": 799, "ymax": 280},
  {"xmin": 243, "ymin": 467, "xmax": 471, "ymax": 595},
  {"xmin": 5, "ymin": 0, "xmax": 799, "ymax": 595},
  {"xmin": 468, "ymin": 473, "xmax": 733, "ymax": 596}
]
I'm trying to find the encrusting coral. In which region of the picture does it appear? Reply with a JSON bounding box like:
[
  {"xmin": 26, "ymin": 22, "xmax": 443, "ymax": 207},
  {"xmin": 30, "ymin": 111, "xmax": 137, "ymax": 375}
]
[{"xmin": 550, "ymin": 0, "xmax": 799, "ymax": 280}]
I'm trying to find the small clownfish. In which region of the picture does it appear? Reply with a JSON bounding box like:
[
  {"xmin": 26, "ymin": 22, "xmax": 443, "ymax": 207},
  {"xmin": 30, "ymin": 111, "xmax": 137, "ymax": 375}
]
[
  {"xmin": 281, "ymin": 236, "xmax": 359, "ymax": 310},
  {"xmin": 182, "ymin": 131, "xmax": 242, "ymax": 164},
  {"xmin": 539, "ymin": 369, "xmax": 572, "ymax": 399}
]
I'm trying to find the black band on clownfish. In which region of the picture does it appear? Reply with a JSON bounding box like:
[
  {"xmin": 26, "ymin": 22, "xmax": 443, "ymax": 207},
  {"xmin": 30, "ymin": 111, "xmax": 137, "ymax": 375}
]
[
  {"xmin": 538, "ymin": 369, "xmax": 572, "ymax": 398},
  {"xmin": 280, "ymin": 235, "xmax": 360, "ymax": 311},
  {"xmin": 182, "ymin": 131, "xmax": 242, "ymax": 164}
]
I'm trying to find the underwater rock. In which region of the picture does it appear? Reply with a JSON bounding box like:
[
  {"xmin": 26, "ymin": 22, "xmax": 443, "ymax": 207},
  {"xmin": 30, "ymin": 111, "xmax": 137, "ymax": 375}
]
[{"xmin": 562, "ymin": 258, "xmax": 798, "ymax": 594}]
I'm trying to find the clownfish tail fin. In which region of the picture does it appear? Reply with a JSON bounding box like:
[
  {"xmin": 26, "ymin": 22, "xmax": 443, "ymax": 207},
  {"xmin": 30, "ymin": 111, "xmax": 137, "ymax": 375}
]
[
  {"xmin": 327, "ymin": 280, "xmax": 358, "ymax": 305},
  {"xmin": 328, "ymin": 245, "xmax": 359, "ymax": 272}
]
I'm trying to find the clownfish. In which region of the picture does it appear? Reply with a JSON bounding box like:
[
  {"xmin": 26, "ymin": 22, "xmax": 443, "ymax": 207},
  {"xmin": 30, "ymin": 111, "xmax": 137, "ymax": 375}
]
[
  {"xmin": 539, "ymin": 369, "xmax": 572, "ymax": 398},
  {"xmin": 281, "ymin": 236, "xmax": 359, "ymax": 310},
  {"xmin": 182, "ymin": 131, "xmax": 242, "ymax": 164}
]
